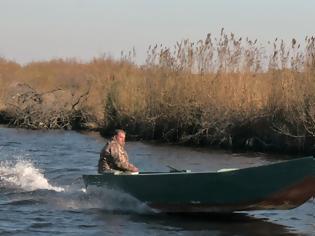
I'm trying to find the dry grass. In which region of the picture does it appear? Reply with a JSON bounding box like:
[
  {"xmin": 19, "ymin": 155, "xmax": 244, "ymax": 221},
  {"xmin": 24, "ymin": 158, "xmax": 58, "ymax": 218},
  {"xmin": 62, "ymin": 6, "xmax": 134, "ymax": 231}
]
[{"xmin": 1, "ymin": 31, "xmax": 315, "ymax": 153}]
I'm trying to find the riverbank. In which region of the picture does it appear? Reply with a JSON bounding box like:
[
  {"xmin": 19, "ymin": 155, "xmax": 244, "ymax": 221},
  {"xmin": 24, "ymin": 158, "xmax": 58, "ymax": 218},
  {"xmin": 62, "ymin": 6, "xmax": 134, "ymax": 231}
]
[{"xmin": 1, "ymin": 32, "xmax": 315, "ymax": 154}]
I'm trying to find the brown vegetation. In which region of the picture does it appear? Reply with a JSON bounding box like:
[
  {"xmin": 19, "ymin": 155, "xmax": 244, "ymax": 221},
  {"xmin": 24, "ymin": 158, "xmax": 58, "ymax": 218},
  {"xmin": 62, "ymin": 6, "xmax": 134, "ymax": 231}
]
[{"xmin": 1, "ymin": 30, "xmax": 315, "ymax": 154}]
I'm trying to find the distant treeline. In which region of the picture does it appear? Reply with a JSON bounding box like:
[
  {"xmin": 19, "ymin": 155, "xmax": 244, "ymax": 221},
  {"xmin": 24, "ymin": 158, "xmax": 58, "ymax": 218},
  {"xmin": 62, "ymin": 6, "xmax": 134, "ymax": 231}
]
[{"xmin": 1, "ymin": 30, "xmax": 315, "ymax": 154}]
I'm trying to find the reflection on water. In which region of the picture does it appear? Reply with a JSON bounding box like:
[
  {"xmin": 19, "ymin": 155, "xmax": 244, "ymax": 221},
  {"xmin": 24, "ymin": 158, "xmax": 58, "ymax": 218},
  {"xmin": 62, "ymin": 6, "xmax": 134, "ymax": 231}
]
[
  {"xmin": 94, "ymin": 212, "xmax": 296, "ymax": 236},
  {"xmin": 0, "ymin": 126, "xmax": 314, "ymax": 235},
  {"xmin": 248, "ymin": 199, "xmax": 315, "ymax": 236}
]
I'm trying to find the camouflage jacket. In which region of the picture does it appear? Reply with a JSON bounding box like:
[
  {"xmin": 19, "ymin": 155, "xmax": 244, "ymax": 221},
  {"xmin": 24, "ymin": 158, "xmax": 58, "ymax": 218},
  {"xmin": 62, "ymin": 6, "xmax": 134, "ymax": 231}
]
[{"xmin": 98, "ymin": 139, "xmax": 134, "ymax": 172}]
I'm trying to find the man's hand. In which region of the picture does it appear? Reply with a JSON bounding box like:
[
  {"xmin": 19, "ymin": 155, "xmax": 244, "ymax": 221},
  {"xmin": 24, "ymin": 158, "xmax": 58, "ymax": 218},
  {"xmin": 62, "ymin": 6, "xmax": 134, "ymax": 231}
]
[{"xmin": 129, "ymin": 164, "xmax": 139, "ymax": 172}]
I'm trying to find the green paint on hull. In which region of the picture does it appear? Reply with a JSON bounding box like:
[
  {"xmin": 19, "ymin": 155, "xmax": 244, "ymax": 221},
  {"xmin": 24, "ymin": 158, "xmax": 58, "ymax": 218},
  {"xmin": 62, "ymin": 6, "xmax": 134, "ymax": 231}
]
[{"xmin": 83, "ymin": 157, "xmax": 315, "ymax": 212}]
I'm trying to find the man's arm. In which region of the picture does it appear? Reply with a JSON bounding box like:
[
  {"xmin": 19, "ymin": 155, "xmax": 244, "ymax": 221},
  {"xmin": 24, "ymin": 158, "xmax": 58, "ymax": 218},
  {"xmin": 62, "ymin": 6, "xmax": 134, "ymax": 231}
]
[{"xmin": 110, "ymin": 144, "xmax": 138, "ymax": 172}]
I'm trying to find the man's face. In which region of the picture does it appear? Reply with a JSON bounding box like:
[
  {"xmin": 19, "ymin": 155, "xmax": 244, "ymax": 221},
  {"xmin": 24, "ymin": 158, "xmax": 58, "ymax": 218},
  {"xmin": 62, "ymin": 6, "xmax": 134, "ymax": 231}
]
[{"xmin": 116, "ymin": 132, "xmax": 126, "ymax": 146}]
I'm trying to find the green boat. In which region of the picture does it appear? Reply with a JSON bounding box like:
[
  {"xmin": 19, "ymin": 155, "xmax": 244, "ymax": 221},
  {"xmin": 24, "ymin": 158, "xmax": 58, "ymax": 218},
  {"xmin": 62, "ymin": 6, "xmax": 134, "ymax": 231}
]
[{"xmin": 82, "ymin": 156, "xmax": 315, "ymax": 213}]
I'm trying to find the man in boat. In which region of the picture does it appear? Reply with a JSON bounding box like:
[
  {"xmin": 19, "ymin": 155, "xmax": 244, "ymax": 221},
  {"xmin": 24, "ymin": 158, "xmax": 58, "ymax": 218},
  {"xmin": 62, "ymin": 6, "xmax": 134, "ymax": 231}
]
[{"xmin": 98, "ymin": 129, "xmax": 139, "ymax": 173}]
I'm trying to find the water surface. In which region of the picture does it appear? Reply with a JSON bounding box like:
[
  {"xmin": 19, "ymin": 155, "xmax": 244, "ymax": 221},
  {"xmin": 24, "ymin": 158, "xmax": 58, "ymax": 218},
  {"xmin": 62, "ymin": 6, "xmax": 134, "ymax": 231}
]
[{"xmin": 0, "ymin": 127, "xmax": 314, "ymax": 235}]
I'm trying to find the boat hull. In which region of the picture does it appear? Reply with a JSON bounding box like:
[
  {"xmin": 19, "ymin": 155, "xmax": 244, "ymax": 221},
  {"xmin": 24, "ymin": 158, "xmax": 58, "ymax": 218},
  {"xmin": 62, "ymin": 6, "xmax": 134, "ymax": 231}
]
[{"xmin": 83, "ymin": 157, "xmax": 315, "ymax": 213}]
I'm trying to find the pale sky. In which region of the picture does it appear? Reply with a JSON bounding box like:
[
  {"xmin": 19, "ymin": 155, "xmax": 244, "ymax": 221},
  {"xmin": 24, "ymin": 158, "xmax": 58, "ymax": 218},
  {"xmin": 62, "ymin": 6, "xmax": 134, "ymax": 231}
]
[{"xmin": 0, "ymin": 0, "xmax": 314, "ymax": 64}]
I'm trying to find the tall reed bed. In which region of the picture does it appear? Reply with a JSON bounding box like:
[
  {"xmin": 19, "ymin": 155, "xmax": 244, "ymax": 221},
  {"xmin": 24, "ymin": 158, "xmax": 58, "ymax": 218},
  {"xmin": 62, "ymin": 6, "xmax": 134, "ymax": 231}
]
[
  {"xmin": 105, "ymin": 30, "xmax": 315, "ymax": 153},
  {"xmin": 1, "ymin": 30, "xmax": 315, "ymax": 153}
]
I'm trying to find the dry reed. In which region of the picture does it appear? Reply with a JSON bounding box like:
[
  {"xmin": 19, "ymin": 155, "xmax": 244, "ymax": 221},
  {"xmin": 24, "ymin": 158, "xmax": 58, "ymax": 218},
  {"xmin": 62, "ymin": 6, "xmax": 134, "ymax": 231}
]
[{"xmin": 1, "ymin": 30, "xmax": 315, "ymax": 153}]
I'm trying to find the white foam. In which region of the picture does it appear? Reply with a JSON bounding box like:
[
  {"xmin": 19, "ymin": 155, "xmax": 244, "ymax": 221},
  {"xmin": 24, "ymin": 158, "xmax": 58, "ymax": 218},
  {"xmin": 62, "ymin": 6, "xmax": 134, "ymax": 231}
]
[
  {"xmin": 66, "ymin": 186, "xmax": 152, "ymax": 213},
  {"xmin": 0, "ymin": 160, "xmax": 152, "ymax": 213},
  {"xmin": 0, "ymin": 159, "xmax": 64, "ymax": 192}
]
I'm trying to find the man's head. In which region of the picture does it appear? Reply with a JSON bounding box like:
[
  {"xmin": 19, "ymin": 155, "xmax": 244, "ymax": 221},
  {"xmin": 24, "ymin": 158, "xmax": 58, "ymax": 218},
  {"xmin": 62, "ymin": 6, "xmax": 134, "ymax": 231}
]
[{"xmin": 114, "ymin": 129, "xmax": 126, "ymax": 146}]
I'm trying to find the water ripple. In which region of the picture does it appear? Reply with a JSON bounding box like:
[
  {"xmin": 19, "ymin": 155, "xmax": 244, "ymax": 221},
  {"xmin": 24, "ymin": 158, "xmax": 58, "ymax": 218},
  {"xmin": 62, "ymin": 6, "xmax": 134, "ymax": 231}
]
[{"xmin": 0, "ymin": 127, "xmax": 314, "ymax": 236}]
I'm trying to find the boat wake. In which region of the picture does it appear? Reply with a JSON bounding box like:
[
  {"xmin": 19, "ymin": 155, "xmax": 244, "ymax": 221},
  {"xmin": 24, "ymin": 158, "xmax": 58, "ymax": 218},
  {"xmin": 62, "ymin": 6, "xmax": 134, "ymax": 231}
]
[
  {"xmin": 0, "ymin": 159, "xmax": 151, "ymax": 214},
  {"xmin": 75, "ymin": 187, "xmax": 153, "ymax": 213},
  {"xmin": 0, "ymin": 159, "xmax": 64, "ymax": 192},
  {"xmin": 41, "ymin": 186, "xmax": 153, "ymax": 215}
]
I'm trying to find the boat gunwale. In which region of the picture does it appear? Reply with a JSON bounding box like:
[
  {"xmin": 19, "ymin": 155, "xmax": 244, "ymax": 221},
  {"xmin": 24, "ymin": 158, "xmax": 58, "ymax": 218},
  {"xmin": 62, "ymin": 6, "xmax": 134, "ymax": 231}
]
[{"xmin": 84, "ymin": 156, "xmax": 315, "ymax": 177}]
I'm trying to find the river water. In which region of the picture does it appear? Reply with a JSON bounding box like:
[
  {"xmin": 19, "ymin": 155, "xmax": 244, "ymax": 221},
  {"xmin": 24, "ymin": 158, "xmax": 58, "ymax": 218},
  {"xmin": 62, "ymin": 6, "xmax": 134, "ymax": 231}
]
[{"xmin": 0, "ymin": 127, "xmax": 314, "ymax": 235}]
